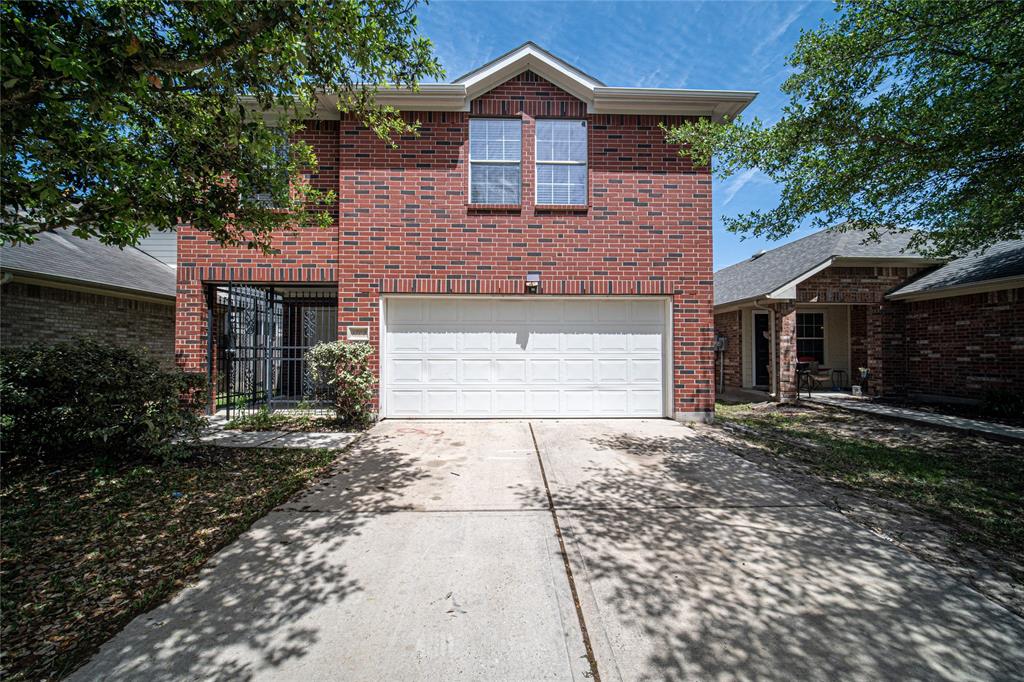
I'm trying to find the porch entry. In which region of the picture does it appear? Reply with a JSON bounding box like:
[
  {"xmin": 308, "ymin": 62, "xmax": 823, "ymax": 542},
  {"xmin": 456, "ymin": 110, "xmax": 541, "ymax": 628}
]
[{"xmin": 207, "ymin": 283, "xmax": 338, "ymax": 418}]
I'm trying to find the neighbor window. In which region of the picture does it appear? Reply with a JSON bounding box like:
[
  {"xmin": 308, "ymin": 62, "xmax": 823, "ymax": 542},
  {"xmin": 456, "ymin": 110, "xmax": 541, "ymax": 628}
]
[
  {"xmin": 469, "ymin": 118, "xmax": 521, "ymax": 204},
  {"xmin": 796, "ymin": 312, "xmax": 825, "ymax": 363},
  {"xmin": 535, "ymin": 119, "xmax": 587, "ymax": 205},
  {"xmin": 248, "ymin": 127, "xmax": 290, "ymax": 206}
]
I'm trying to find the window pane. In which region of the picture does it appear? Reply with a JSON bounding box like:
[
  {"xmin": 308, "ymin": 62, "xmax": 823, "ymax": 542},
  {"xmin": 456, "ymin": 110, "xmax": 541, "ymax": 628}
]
[
  {"xmin": 536, "ymin": 160, "xmax": 587, "ymax": 205},
  {"xmin": 470, "ymin": 119, "xmax": 521, "ymax": 161},
  {"xmin": 471, "ymin": 163, "xmax": 520, "ymax": 204},
  {"xmin": 536, "ymin": 120, "xmax": 587, "ymax": 162},
  {"xmin": 797, "ymin": 339, "xmax": 824, "ymax": 363}
]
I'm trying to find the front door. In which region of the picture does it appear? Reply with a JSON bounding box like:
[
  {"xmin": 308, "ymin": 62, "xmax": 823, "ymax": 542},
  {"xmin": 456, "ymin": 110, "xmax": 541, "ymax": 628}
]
[{"xmin": 753, "ymin": 312, "xmax": 770, "ymax": 388}]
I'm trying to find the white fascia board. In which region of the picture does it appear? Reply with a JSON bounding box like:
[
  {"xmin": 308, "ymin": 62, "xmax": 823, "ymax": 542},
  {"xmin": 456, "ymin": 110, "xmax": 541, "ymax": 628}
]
[
  {"xmin": 766, "ymin": 257, "xmax": 835, "ymax": 300},
  {"xmin": 458, "ymin": 44, "xmax": 602, "ymax": 102},
  {"xmin": 591, "ymin": 87, "xmax": 758, "ymax": 119},
  {"xmin": 374, "ymin": 84, "xmax": 469, "ymax": 111}
]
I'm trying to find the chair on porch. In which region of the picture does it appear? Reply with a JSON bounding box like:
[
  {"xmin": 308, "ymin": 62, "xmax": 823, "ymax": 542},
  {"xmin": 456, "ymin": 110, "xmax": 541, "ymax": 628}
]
[{"xmin": 798, "ymin": 356, "xmax": 832, "ymax": 393}]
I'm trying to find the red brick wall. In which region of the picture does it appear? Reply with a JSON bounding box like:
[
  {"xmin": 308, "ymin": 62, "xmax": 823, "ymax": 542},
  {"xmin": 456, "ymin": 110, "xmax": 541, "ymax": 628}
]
[
  {"xmin": 797, "ymin": 266, "xmax": 928, "ymax": 303},
  {"xmin": 902, "ymin": 287, "xmax": 1024, "ymax": 400},
  {"xmin": 2, "ymin": 281, "xmax": 175, "ymax": 368},
  {"xmin": 177, "ymin": 71, "xmax": 716, "ymax": 417},
  {"xmin": 713, "ymin": 311, "xmax": 742, "ymax": 389}
]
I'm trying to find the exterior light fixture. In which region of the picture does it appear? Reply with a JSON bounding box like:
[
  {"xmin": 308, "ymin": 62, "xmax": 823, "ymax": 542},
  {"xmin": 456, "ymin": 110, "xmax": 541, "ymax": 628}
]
[{"xmin": 525, "ymin": 272, "xmax": 541, "ymax": 294}]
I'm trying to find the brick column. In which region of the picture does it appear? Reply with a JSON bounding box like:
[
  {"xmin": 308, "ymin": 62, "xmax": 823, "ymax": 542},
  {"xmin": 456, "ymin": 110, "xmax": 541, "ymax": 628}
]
[
  {"xmin": 866, "ymin": 301, "xmax": 907, "ymax": 396},
  {"xmin": 773, "ymin": 302, "xmax": 798, "ymax": 403}
]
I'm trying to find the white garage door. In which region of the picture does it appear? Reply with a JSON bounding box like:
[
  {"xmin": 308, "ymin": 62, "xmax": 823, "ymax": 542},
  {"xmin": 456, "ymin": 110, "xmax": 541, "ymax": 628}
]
[{"xmin": 383, "ymin": 297, "xmax": 667, "ymax": 418}]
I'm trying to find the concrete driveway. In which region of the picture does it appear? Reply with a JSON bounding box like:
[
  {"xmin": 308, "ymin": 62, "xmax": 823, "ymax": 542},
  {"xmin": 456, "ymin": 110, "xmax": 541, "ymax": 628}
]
[{"xmin": 73, "ymin": 420, "xmax": 1024, "ymax": 681}]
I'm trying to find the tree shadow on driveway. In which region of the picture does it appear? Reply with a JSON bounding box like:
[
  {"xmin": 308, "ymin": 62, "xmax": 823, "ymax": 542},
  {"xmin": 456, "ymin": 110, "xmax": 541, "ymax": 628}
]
[
  {"xmin": 527, "ymin": 420, "xmax": 1024, "ymax": 681},
  {"xmin": 69, "ymin": 431, "xmax": 428, "ymax": 681}
]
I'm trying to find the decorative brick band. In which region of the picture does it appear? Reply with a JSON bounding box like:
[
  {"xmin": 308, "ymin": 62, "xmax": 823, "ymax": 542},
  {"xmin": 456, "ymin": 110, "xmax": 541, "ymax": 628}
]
[
  {"xmin": 376, "ymin": 278, "xmax": 670, "ymax": 295},
  {"xmin": 179, "ymin": 266, "xmax": 338, "ymax": 284}
]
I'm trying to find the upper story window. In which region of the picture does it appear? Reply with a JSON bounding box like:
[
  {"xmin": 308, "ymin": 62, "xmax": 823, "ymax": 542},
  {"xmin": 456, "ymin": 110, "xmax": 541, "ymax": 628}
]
[
  {"xmin": 248, "ymin": 127, "xmax": 290, "ymax": 206},
  {"xmin": 535, "ymin": 119, "xmax": 587, "ymax": 205},
  {"xmin": 469, "ymin": 118, "xmax": 521, "ymax": 205}
]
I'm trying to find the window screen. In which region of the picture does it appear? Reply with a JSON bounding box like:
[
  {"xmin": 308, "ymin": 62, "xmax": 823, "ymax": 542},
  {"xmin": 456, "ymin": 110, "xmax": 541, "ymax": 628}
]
[
  {"xmin": 250, "ymin": 127, "xmax": 290, "ymax": 206},
  {"xmin": 796, "ymin": 312, "xmax": 825, "ymax": 363},
  {"xmin": 469, "ymin": 119, "xmax": 521, "ymax": 204},
  {"xmin": 536, "ymin": 119, "xmax": 587, "ymax": 205}
]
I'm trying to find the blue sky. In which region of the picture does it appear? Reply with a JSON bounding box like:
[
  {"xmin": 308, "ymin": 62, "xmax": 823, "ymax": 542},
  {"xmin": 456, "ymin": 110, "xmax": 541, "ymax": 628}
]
[{"xmin": 416, "ymin": 0, "xmax": 837, "ymax": 270}]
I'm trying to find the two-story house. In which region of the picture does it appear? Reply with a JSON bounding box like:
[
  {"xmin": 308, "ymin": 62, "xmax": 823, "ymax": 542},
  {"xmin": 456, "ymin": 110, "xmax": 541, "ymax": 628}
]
[{"xmin": 175, "ymin": 43, "xmax": 756, "ymax": 421}]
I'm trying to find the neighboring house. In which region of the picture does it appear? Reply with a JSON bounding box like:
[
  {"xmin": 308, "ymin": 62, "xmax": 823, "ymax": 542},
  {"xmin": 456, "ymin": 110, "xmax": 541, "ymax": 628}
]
[
  {"xmin": 175, "ymin": 42, "xmax": 757, "ymax": 421},
  {"xmin": 713, "ymin": 227, "xmax": 1024, "ymax": 403},
  {"xmin": 1, "ymin": 229, "xmax": 177, "ymax": 367}
]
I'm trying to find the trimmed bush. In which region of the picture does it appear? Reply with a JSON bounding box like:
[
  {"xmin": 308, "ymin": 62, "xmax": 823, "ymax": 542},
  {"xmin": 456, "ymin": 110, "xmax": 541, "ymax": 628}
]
[
  {"xmin": 305, "ymin": 341, "xmax": 376, "ymax": 426},
  {"xmin": 0, "ymin": 339, "xmax": 207, "ymax": 468}
]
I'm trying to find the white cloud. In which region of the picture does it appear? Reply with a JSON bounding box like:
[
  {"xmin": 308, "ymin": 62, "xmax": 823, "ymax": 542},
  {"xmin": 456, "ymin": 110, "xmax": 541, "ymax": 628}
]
[
  {"xmin": 719, "ymin": 168, "xmax": 761, "ymax": 207},
  {"xmin": 752, "ymin": 2, "xmax": 809, "ymax": 57}
]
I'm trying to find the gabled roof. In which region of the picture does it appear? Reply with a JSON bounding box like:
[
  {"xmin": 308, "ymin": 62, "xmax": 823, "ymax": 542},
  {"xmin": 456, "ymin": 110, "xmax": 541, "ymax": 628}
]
[
  {"xmin": 714, "ymin": 226, "xmax": 941, "ymax": 307},
  {"xmin": 315, "ymin": 42, "xmax": 757, "ymax": 120},
  {"xmin": 887, "ymin": 239, "xmax": 1024, "ymax": 300},
  {"xmin": 1, "ymin": 229, "xmax": 176, "ymax": 299}
]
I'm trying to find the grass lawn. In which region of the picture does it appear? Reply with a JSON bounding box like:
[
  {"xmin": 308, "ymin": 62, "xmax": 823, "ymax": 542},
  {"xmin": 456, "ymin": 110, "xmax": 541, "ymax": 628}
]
[
  {"xmin": 0, "ymin": 446, "xmax": 338, "ymax": 681},
  {"xmin": 715, "ymin": 401, "xmax": 1024, "ymax": 557}
]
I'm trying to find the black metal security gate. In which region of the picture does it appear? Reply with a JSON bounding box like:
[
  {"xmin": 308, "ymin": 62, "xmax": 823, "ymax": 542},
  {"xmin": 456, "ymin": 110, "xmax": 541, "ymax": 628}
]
[{"xmin": 208, "ymin": 283, "xmax": 338, "ymax": 418}]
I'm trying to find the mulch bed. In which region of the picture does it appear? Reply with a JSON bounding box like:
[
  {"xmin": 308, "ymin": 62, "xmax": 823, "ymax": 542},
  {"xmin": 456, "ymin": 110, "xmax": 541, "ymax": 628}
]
[{"xmin": 0, "ymin": 446, "xmax": 338, "ymax": 681}]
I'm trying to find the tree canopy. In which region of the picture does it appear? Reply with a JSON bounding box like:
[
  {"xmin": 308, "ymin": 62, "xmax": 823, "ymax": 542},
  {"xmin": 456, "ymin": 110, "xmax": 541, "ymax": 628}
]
[
  {"xmin": 1, "ymin": 0, "xmax": 442, "ymax": 249},
  {"xmin": 665, "ymin": 0, "xmax": 1024, "ymax": 257}
]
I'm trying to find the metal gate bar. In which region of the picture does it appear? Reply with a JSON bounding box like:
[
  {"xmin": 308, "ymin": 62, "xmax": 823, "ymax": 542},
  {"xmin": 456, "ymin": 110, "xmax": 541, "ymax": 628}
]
[{"xmin": 208, "ymin": 283, "xmax": 338, "ymax": 419}]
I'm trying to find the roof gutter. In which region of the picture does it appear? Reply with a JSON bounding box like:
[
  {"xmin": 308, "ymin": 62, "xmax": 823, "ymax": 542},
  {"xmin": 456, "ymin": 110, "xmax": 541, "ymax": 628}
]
[{"xmin": 1, "ymin": 269, "xmax": 175, "ymax": 304}]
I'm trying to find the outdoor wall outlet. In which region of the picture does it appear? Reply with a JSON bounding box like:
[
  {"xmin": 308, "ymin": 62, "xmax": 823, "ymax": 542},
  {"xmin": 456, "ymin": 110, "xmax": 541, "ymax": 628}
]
[{"xmin": 346, "ymin": 326, "xmax": 370, "ymax": 341}]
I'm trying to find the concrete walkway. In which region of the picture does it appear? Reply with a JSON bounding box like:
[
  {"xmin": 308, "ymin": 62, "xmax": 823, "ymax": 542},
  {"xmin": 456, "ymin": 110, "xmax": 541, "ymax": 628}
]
[
  {"xmin": 72, "ymin": 420, "xmax": 1024, "ymax": 681},
  {"xmin": 807, "ymin": 393, "xmax": 1024, "ymax": 444}
]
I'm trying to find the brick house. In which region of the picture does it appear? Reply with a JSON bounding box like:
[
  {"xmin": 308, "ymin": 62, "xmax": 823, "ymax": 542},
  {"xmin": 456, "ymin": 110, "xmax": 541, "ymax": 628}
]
[
  {"xmin": 713, "ymin": 227, "xmax": 1024, "ymax": 403},
  {"xmin": 1, "ymin": 229, "xmax": 177, "ymax": 367},
  {"xmin": 175, "ymin": 43, "xmax": 756, "ymax": 421}
]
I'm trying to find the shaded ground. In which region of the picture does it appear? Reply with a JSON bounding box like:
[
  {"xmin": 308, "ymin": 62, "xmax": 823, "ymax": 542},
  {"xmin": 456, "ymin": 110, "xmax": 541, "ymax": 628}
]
[
  {"xmin": 0, "ymin": 446, "xmax": 340, "ymax": 681},
  {"xmin": 70, "ymin": 419, "xmax": 1024, "ymax": 681},
  {"xmin": 703, "ymin": 401, "xmax": 1024, "ymax": 615}
]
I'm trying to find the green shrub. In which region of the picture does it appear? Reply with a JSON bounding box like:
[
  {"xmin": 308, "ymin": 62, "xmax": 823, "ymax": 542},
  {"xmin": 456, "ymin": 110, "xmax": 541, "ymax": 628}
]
[
  {"xmin": 0, "ymin": 339, "xmax": 207, "ymax": 469},
  {"xmin": 305, "ymin": 341, "xmax": 376, "ymax": 426},
  {"xmin": 982, "ymin": 389, "xmax": 1024, "ymax": 420}
]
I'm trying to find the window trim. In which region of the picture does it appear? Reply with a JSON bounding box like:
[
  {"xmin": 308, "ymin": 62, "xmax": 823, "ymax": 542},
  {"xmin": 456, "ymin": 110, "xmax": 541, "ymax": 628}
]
[
  {"xmin": 796, "ymin": 310, "xmax": 827, "ymax": 364},
  {"xmin": 468, "ymin": 117, "xmax": 522, "ymax": 206},
  {"xmin": 534, "ymin": 118, "xmax": 588, "ymax": 206}
]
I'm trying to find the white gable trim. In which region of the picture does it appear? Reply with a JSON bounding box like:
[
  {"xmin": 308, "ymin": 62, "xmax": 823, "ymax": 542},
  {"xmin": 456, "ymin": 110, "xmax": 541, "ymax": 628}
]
[
  {"xmin": 766, "ymin": 257, "xmax": 835, "ymax": 300},
  {"xmin": 455, "ymin": 43, "xmax": 603, "ymax": 104}
]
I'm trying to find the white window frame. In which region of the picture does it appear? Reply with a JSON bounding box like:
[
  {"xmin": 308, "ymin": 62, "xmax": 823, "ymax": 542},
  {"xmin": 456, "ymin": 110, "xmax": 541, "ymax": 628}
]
[
  {"xmin": 468, "ymin": 118, "xmax": 522, "ymax": 205},
  {"xmin": 535, "ymin": 119, "xmax": 588, "ymax": 206}
]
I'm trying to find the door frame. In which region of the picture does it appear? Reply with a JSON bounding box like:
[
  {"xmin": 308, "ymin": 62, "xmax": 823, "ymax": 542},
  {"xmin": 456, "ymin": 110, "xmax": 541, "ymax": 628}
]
[{"xmin": 378, "ymin": 294, "xmax": 674, "ymax": 419}]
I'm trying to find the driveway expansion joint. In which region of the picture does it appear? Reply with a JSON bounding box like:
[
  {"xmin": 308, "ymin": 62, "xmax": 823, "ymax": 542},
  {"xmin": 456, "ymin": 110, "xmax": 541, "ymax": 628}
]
[{"xmin": 529, "ymin": 421, "xmax": 602, "ymax": 682}]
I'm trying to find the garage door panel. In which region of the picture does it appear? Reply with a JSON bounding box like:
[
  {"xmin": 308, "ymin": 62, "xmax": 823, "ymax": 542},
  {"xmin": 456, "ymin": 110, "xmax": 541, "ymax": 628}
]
[
  {"xmin": 530, "ymin": 391, "xmax": 561, "ymax": 414},
  {"xmin": 460, "ymin": 390, "xmax": 492, "ymax": 415},
  {"xmin": 425, "ymin": 332, "xmax": 458, "ymax": 353},
  {"xmin": 530, "ymin": 360, "xmax": 560, "ymax": 383},
  {"xmin": 495, "ymin": 391, "xmax": 527, "ymax": 414},
  {"xmin": 631, "ymin": 390, "xmax": 662, "ymax": 413},
  {"xmin": 563, "ymin": 332, "xmax": 595, "ymax": 352},
  {"xmin": 391, "ymin": 359, "xmax": 422, "ymax": 383},
  {"xmin": 598, "ymin": 359, "xmax": 629, "ymax": 383},
  {"xmin": 384, "ymin": 298, "xmax": 666, "ymax": 418},
  {"xmin": 564, "ymin": 360, "xmax": 595, "ymax": 382},
  {"xmin": 495, "ymin": 360, "xmax": 526, "ymax": 383},
  {"xmin": 462, "ymin": 360, "xmax": 491, "ymax": 383},
  {"xmin": 426, "ymin": 360, "xmax": 457, "ymax": 383},
  {"xmin": 461, "ymin": 331, "xmax": 492, "ymax": 352},
  {"xmin": 631, "ymin": 359, "xmax": 662, "ymax": 383}
]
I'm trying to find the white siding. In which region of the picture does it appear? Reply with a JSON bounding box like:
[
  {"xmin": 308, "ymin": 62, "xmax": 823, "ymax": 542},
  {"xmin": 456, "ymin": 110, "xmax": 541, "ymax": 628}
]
[{"xmin": 136, "ymin": 230, "xmax": 177, "ymax": 266}]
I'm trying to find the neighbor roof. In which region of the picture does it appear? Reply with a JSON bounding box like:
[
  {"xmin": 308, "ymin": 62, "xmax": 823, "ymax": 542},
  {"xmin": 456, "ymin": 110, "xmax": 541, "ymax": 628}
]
[
  {"xmin": 888, "ymin": 239, "xmax": 1024, "ymax": 300},
  {"xmin": 1, "ymin": 229, "xmax": 176, "ymax": 299},
  {"xmin": 309, "ymin": 42, "xmax": 757, "ymax": 120},
  {"xmin": 714, "ymin": 226, "xmax": 939, "ymax": 307}
]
